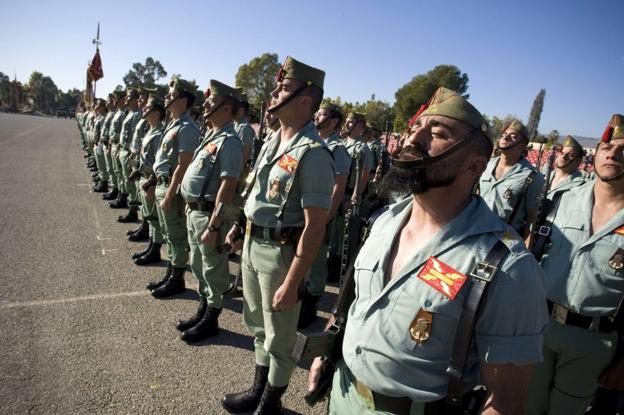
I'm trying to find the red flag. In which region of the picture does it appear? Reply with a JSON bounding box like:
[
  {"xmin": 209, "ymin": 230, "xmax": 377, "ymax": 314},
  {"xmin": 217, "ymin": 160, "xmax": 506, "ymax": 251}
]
[{"xmin": 88, "ymin": 49, "xmax": 104, "ymax": 81}]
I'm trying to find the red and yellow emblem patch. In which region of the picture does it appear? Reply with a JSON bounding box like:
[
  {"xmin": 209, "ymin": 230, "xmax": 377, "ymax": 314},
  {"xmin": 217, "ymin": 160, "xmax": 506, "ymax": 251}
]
[
  {"xmin": 417, "ymin": 256, "xmax": 467, "ymax": 300},
  {"xmin": 614, "ymin": 226, "xmax": 624, "ymax": 236},
  {"xmin": 277, "ymin": 154, "xmax": 298, "ymax": 174},
  {"xmin": 204, "ymin": 143, "xmax": 217, "ymax": 154}
]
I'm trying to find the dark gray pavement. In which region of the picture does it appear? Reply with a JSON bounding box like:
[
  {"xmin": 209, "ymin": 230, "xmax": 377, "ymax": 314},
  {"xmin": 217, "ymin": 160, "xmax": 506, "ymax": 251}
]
[{"xmin": 0, "ymin": 113, "xmax": 333, "ymax": 414}]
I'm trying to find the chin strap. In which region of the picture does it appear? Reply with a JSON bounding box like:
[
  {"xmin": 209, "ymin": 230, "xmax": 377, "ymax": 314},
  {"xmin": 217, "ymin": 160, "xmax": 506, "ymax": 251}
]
[
  {"xmin": 165, "ymin": 95, "xmax": 179, "ymax": 110},
  {"xmin": 598, "ymin": 169, "xmax": 624, "ymax": 182},
  {"xmin": 390, "ymin": 127, "xmax": 479, "ymax": 169},
  {"xmin": 203, "ymin": 99, "xmax": 227, "ymax": 120},
  {"xmin": 267, "ymin": 84, "xmax": 309, "ymax": 114}
]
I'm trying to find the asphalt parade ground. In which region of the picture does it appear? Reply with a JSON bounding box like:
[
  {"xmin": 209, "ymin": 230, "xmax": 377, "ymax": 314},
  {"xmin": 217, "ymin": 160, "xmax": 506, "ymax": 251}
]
[{"xmin": 0, "ymin": 113, "xmax": 334, "ymax": 414}]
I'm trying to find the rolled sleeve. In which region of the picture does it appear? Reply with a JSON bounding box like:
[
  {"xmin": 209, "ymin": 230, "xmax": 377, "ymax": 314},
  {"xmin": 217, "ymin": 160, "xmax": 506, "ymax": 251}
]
[
  {"xmin": 177, "ymin": 125, "xmax": 199, "ymax": 153},
  {"xmin": 298, "ymin": 147, "xmax": 335, "ymax": 210},
  {"xmin": 218, "ymin": 138, "xmax": 243, "ymax": 179},
  {"xmin": 302, "ymin": 192, "xmax": 331, "ymax": 209}
]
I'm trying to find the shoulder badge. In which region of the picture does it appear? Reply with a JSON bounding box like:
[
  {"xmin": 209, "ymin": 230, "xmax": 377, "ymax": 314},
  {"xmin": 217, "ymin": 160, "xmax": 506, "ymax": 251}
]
[
  {"xmin": 278, "ymin": 154, "xmax": 298, "ymax": 174},
  {"xmin": 417, "ymin": 256, "xmax": 467, "ymax": 300}
]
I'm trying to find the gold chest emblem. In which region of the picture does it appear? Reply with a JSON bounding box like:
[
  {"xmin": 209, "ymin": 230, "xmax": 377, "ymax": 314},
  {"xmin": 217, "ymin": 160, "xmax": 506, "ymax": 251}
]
[
  {"xmin": 269, "ymin": 179, "xmax": 281, "ymax": 200},
  {"xmin": 409, "ymin": 308, "xmax": 433, "ymax": 344}
]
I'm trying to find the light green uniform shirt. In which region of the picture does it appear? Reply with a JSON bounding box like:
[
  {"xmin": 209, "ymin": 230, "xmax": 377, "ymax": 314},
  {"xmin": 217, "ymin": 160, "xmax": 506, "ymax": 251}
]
[
  {"xmin": 181, "ymin": 122, "xmax": 243, "ymax": 203},
  {"xmin": 479, "ymin": 156, "xmax": 545, "ymax": 233},
  {"xmin": 131, "ymin": 117, "xmax": 148, "ymax": 154},
  {"xmin": 100, "ymin": 111, "xmax": 114, "ymax": 145},
  {"xmin": 153, "ymin": 112, "xmax": 200, "ymax": 177},
  {"xmin": 119, "ymin": 108, "xmax": 141, "ymax": 150},
  {"xmin": 109, "ymin": 109, "xmax": 126, "ymax": 144},
  {"xmin": 139, "ymin": 123, "xmax": 164, "ymax": 176},
  {"xmin": 540, "ymin": 181, "xmax": 624, "ymax": 317},
  {"xmin": 235, "ymin": 121, "xmax": 255, "ymax": 153},
  {"xmin": 325, "ymin": 133, "xmax": 351, "ymax": 176},
  {"xmin": 343, "ymin": 196, "xmax": 548, "ymax": 402},
  {"xmin": 92, "ymin": 114, "xmax": 105, "ymax": 145},
  {"xmin": 244, "ymin": 121, "xmax": 335, "ymax": 228},
  {"xmin": 344, "ymin": 137, "xmax": 375, "ymax": 189},
  {"xmin": 546, "ymin": 170, "xmax": 586, "ymax": 201}
]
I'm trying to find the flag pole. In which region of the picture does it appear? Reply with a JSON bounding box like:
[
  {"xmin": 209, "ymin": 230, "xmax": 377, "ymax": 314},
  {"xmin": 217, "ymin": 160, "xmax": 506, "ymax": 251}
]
[{"xmin": 91, "ymin": 22, "xmax": 101, "ymax": 99}]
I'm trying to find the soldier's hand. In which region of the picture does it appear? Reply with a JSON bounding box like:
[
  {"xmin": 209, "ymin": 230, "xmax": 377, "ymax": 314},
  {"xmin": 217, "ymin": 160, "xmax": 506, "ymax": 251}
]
[
  {"xmin": 224, "ymin": 225, "xmax": 243, "ymax": 252},
  {"xmin": 200, "ymin": 227, "xmax": 218, "ymax": 246},
  {"xmin": 160, "ymin": 195, "xmax": 172, "ymax": 211},
  {"xmin": 308, "ymin": 357, "xmax": 325, "ymax": 394},
  {"xmin": 272, "ymin": 282, "xmax": 298, "ymax": 311}
]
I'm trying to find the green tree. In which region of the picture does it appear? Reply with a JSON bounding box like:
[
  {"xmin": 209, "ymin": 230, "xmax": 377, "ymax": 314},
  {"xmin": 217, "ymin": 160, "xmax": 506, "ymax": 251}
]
[
  {"xmin": 235, "ymin": 53, "xmax": 281, "ymax": 109},
  {"xmin": 0, "ymin": 72, "xmax": 11, "ymax": 105},
  {"xmin": 122, "ymin": 57, "xmax": 168, "ymax": 89},
  {"xmin": 546, "ymin": 129, "xmax": 560, "ymax": 146},
  {"xmin": 26, "ymin": 71, "xmax": 59, "ymax": 114},
  {"xmin": 485, "ymin": 114, "xmax": 517, "ymax": 143},
  {"xmin": 393, "ymin": 65, "xmax": 469, "ymax": 128},
  {"xmin": 527, "ymin": 89, "xmax": 546, "ymax": 140}
]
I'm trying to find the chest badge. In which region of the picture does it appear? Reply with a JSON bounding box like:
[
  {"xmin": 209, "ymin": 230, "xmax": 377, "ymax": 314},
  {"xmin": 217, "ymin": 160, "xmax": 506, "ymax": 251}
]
[
  {"xmin": 409, "ymin": 308, "xmax": 433, "ymax": 344},
  {"xmin": 162, "ymin": 142, "xmax": 169, "ymax": 153},
  {"xmin": 503, "ymin": 189, "xmax": 512, "ymax": 199},
  {"xmin": 608, "ymin": 249, "xmax": 624, "ymax": 270},
  {"xmin": 196, "ymin": 157, "xmax": 205, "ymax": 172},
  {"xmin": 417, "ymin": 256, "xmax": 467, "ymax": 300},
  {"xmin": 277, "ymin": 154, "xmax": 298, "ymax": 174},
  {"xmin": 269, "ymin": 179, "xmax": 281, "ymax": 200}
]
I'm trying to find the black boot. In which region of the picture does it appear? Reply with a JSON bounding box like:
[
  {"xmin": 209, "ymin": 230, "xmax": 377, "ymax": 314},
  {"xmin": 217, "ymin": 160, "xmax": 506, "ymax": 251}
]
[
  {"xmin": 126, "ymin": 219, "xmax": 145, "ymax": 236},
  {"xmin": 102, "ymin": 188, "xmax": 118, "ymax": 201},
  {"xmin": 92, "ymin": 175, "xmax": 101, "ymax": 183},
  {"xmin": 92, "ymin": 181, "xmax": 108, "ymax": 192},
  {"xmin": 109, "ymin": 193, "xmax": 128, "ymax": 209},
  {"xmin": 176, "ymin": 296, "xmax": 208, "ymax": 332},
  {"xmin": 180, "ymin": 306, "xmax": 221, "ymax": 342},
  {"xmin": 326, "ymin": 252, "xmax": 341, "ymax": 283},
  {"xmin": 151, "ymin": 267, "xmax": 186, "ymax": 298},
  {"xmin": 134, "ymin": 242, "xmax": 162, "ymax": 265},
  {"xmin": 297, "ymin": 291, "xmax": 320, "ymax": 329},
  {"xmin": 132, "ymin": 240, "xmax": 152, "ymax": 260},
  {"xmin": 222, "ymin": 365, "xmax": 269, "ymax": 413},
  {"xmin": 146, "ymin": 263, "xmax": 172, "ymax": 290},
  {"xmin": 117, "ymin": 206, "xmax": 138, "ymax": 222},
  {"xmin": 128, "ymin": 220, "xmax": 149, "ymax": 241},
  {"xmin": 252, "ymin": 383, "xmax": 287, "ymax": 415}
]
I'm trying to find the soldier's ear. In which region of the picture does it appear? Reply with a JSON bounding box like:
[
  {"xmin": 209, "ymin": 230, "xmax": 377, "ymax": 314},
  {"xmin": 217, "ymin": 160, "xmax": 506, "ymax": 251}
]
[{"xmin": 466, "ymin": 155, "xmax": 487, "ymax": 178}]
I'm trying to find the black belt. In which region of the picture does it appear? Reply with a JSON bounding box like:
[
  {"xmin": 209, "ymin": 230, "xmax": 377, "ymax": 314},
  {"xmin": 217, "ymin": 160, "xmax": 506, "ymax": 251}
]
[
  {"xmin": 156, "ymin": 176, "xmax": 171, "ymax": 185},
  {"xmin": 547, "ymin": 301, "xmax": 618, "ymax": 333},
  {"xmin": 187, "ymin": 200, "xmax": 215, "ymax": 212},
  {"xmin": 249, "ymin": 223, "xmax": 302, "ymax": 245}
]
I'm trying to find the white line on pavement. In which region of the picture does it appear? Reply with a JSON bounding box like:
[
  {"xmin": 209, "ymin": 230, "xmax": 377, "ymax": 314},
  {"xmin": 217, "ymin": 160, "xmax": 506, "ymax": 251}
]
[
  {"xmin": 0, "ymin": 290, "xmax": 149, "ymax": 309},
  {"xmin": 0, "ymin": 124, "xmax": 47, "ymax": 147}
]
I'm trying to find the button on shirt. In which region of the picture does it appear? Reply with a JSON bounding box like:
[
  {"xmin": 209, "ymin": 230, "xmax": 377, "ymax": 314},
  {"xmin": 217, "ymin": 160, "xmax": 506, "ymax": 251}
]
[
  {"xmin": 153, "ymin": 112, "xmax": 200, "ymax": 177},
  {"xmin": 540, "ymin": 181, "xmax": 624, "ymax": 316},
  {"xmin": 479, "ymin": 156, "xmax": 545, "ymax": 233},
  {"xmin": 244, "ymin": 122, "xmax": 335, "ymax": 228},
  {"xmin": 181, "ymin": 122, "xmax": 243, "ymax": 203},
  {"xmin": 343, "ymin": 196, "xmax": 548, "ymax": 402}
]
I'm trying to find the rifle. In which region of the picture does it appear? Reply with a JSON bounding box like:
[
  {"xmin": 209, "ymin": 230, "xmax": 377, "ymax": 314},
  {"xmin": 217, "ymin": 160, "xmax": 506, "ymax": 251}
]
[
  {"xmin": 252, "ymin": 102, "xmax": 265, "ymax": 165},
  {"xmin": 294, "ymin": 206, "xmax": 387, "ymax": 406},
  {"xmin": 340, "ymin": 147, "xmax": 363, "ymax": 286},
  {"xmin": 535, "ymin": 142, "xmax": 545, "ymax": 170},
  {"xmin": 529, "ymin": 145, "xmax": 560, "ymax": 258}
]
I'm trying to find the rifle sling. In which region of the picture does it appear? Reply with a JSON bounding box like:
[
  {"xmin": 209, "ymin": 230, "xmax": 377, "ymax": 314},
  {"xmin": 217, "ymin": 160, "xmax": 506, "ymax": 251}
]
[
  {"xmin": 531, "ymin": 192, "xmax": 563, "ymax": 260},
  {"xmin": 446, "ymin": 240, "xmax": 509, "ymax": 406},
  {"xmin": 505, "ymin": 170, "xmax": 537, "ymax": 228}
]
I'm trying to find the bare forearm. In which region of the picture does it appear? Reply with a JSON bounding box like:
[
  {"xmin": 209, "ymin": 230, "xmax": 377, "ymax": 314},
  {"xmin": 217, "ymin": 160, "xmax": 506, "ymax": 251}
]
[
  {"xmin": 165, "ymin": 164, "xmax": 188, "ymax": 199},
  {"xmin": 211, "ymin": 178, "xmax": 237, "ymax": 227},
  {"xmin": 284, "ymin": 223, "xmax": 326, "ymax": 287},
  {"xmin": 356, "ymin": 170, "xmax": 370, "ymax": 196}
]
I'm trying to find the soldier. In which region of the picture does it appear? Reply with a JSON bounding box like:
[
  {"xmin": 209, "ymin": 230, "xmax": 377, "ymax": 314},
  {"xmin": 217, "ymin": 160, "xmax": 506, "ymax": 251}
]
[
  {"xmin": 176, "ymin": 80, "xmax": 243, "ymax": 343},
  {"xmin": 234, "ymin": 91, "xmax": 255, "ymax": 167},
  {"xmin": 546, "ymin": 135, "xmax": 586, "ymax": 201},
  {"xmin": 102, "ymin": 91, "xmax": 124, "ymax": 202},
  {"xmin": 308, "ymin": 87, "xmax": 548, "ymax": 415},
  {"xmin": 147, "ymin": 76, "xmax": 200, "ymax": 298},
  {"xmin": 526, "ymin": 114, "xmax": 624, "ymax": 415},
  {"xmin": 116, "ymin": 88, "xmax": 143, "ymax": 223},
  {"xmin": 327, "ymin": 112, "xmax": 375, "ymax": 282},
  {"xmin": 132, "ymin": 95, "xmax": 166, "ymax": 266},
  {"xmin": 90, "ymin": 99, "xmax": 109, "ymax": 192},
  {"xmin": 106, "ymin": 91, "xmax": 129, "ymax": 206},
  {"xmin": 298, "ymin": 102, "xmax": 351, "ymax": 329},
  {"xmin": 479, "ymin": 119, "xmax": 545, "ymax": 244},
  {"xmin": 93, "ymin": 94, "xmax": 116, "ymax": 193},
  {"xmin": 222, "ymin": 56, "xmax": 335, "ymax": 414}
]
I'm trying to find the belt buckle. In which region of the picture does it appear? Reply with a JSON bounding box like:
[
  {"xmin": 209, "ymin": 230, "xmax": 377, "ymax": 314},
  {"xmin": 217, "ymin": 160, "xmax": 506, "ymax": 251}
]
[
  {"xmin": 355, "ymin": 380, "xmax": 375, "ymax": 410},
  {"xmin": 552, "ymin": 304, "xmax": 568, "ymax": 324},
  {"xmin": 538, "ymin": 225, "xmax": 551, "ymax": 236}
]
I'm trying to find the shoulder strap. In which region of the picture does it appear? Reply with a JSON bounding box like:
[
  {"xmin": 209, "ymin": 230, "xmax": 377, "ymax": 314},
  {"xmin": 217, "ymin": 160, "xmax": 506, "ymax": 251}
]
[
  {"xmin": 505, "ymin": 170, "xmax": 537, "ymax": 227},
  {"xmin": 446, "ymin": 240, "xmax": 510, "ymax": 406},
  {"xmin": 530, "ymin": 192, "xmax": 563, "ymax": 259}
]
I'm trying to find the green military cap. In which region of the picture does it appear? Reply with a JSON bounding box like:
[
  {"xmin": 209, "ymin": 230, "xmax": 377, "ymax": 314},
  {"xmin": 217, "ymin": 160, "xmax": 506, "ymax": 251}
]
[
  {"xmin": 94, "ymin": 98, "xmax": 107, "ymax": 110},
  {"xmin": 143, "ymin": 94, "xmax": 165, "ymax": 118},
  {"xmin": 562, "ymin": 135, "xmax": 583, "ymax": 152},
  {"xmin": 367, "ymin": 120, "xmax": 382, "ymax": 132},
  {"xmin": 169, "ymin": 76, "xmax": 197, "ymax": 96},
  {"xmin": 207, "ymin": 80, "xmax": 241, "ymax": 100},
  {"xmin": 504, "ymin": 119, "xmax": 529, "ymax": 139},
  {"xmin": 113, "ymin": 90, "xmax": 125, "ymax": 99},
  {"xmin": 347, "ymin": 112, "xmax": 366, "ymax": 123},
  {"xmin": 277, "ymin": 56, "xmax": 325, "ymax": 90},
  {"xmin": 126, "ymin": 88, "xmax": 140, "ymax": 101},
  {"xmin": 601, "ymin": 113, "xmax": 624, "ymax": 142},
  {"xmin": 107, "ymin": 93, "xmax": 115, "ymax": 101},
  {"xmin": 319, "ymin": 102, "xmax": 342, "ymax": 115},
  {"xmin": 418, "ymin": 87, "xmax": 492, "ymax": 142}
]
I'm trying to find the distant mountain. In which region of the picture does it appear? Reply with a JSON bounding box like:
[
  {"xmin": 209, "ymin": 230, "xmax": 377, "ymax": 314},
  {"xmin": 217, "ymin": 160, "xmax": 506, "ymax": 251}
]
[{"xmin": 571, "ymin": 135, "xmax": 599, "ymax": 149}]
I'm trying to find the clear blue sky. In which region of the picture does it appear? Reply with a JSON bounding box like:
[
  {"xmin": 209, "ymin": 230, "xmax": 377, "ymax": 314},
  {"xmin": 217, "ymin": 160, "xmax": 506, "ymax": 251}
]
[{"xmin": 1, "ymin": 0, "xmax": 622, "ymax": 137}]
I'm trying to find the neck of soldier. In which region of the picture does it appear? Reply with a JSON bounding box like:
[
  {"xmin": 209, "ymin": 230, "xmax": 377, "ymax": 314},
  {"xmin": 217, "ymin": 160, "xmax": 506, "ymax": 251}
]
[
  {"xmin": 318, "ymin": 126, "xmax": 334, "ymax": 140},
  {"xmin": 279, "ymin": 112, "xmax": 311, "ymax": 142},
  {"xmin": 170, "ymin": 106, "xmax": 184, "ymax": 120},
  {"xmin": 409, "ymin": 183, "xmax": 472, "ymax": 236},
  {"xmin": 594, "ymin": 176, "xmax": 624, "ymax": 207},
  {"xmin": 499, "ymin": 146, "xmax": 523, "ymax": 166},
  {"xmin": 210, "ymin": 114, "xmax": 231, "ymax": 130}
]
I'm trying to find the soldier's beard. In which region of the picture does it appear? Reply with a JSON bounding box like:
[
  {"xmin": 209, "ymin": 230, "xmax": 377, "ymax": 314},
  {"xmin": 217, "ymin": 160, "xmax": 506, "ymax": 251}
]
[{"xmin": 379, "ymin": 146, "xmax": 459, "ymax": 197}]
